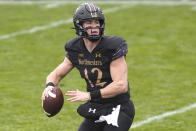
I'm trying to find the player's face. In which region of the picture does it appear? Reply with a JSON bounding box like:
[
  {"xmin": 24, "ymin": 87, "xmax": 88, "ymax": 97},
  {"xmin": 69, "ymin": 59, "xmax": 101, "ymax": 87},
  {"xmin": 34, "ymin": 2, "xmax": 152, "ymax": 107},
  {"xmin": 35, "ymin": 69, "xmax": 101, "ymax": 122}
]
[{"xmin": 83, "ymin": 20, "xmax": 100, "ymax": 36}]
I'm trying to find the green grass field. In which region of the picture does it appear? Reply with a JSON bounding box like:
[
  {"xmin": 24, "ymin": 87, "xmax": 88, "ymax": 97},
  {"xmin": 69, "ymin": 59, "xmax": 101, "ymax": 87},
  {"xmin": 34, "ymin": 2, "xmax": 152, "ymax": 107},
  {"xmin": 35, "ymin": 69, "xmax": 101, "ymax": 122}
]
[{"xmin": 0, "ymin": 1, "xmax": 196, "ymax": 131}]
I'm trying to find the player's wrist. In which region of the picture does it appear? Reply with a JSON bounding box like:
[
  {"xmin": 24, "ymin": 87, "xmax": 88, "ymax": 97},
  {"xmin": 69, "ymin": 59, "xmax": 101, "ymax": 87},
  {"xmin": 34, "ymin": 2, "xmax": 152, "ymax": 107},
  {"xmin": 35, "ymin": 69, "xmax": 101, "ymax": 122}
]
[{"xmin": 46, "ymin": 82, "xmax": 55, "ymax": 88}]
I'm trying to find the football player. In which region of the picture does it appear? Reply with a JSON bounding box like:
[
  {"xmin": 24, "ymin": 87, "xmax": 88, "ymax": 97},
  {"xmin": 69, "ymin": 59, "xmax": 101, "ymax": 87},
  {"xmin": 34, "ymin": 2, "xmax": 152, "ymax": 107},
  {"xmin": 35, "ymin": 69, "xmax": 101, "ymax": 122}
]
[{"xmin": 42, "ymin": 3, "xmax": 135, "ymax": 131}]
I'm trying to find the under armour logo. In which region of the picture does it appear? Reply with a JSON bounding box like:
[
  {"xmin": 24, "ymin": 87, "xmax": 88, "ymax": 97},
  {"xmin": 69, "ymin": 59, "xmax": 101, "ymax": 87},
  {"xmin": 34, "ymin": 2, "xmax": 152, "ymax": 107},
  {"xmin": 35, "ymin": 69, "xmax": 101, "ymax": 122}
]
[
  {"xmin": 88, "ymin": 108, "xmax": 96, "ymax": 114},
  {"xmin": 95, "ymin": 53, "xmax": 101, "ymax": 58}
]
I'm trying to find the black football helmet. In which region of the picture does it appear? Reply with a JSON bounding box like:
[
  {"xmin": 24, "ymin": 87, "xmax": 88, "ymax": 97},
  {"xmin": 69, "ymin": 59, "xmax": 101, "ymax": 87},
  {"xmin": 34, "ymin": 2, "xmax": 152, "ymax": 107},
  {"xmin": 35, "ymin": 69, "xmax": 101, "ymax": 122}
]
[{"xmin": 73, "ymin": 3, "xmax": 105, "ymax": 42}]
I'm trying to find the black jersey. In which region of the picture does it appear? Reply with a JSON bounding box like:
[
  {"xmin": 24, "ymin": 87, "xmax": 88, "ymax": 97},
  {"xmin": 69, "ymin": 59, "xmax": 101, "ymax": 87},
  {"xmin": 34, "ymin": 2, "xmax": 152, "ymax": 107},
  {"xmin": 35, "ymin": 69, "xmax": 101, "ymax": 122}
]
[{"xmin": 65, "ymin": 36, "xmax": 130, "ymax": 104}]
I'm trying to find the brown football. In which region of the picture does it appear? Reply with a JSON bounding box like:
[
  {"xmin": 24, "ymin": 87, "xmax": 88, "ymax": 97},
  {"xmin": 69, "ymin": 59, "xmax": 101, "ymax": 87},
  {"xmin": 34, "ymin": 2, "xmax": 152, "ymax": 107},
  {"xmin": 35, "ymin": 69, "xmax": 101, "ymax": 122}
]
[{"xmin": 42, "ymin": 87, "xmax": 64, "ymax": 117}]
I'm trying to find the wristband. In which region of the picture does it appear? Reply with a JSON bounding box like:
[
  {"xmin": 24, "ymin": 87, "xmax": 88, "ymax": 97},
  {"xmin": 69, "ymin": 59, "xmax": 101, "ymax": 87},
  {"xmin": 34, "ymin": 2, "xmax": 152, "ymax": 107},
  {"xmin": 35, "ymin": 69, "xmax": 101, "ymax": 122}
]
[
  {"xmin": 46, "ymin": 82, "xmax": 55, "ymax": 88},
  {"xmin": 90, "ymin": 90, "xmax": 102, "ymax": 101}
]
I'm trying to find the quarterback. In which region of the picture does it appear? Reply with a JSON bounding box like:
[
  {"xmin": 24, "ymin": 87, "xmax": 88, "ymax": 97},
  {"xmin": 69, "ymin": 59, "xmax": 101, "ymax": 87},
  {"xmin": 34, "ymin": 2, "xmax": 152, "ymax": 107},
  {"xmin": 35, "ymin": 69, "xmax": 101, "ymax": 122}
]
[{"xmin": 42, "ymin": 3, "xmax": 135, "ymax": 131}]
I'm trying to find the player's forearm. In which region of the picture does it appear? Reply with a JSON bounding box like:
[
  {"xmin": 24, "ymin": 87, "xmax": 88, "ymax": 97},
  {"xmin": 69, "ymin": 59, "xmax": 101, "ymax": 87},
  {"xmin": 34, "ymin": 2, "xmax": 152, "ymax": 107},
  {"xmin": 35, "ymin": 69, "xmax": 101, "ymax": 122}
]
[
  {"xmin": 46, "ymin": 58, "xmax": 74, "ymax": 86},
  {"xmin": 100, "ymin": 80, "xmax": 128, "ymax": 98},
  {"xmin": 46, "ymin": 71, "xmax": 62, "ymax": 86}
]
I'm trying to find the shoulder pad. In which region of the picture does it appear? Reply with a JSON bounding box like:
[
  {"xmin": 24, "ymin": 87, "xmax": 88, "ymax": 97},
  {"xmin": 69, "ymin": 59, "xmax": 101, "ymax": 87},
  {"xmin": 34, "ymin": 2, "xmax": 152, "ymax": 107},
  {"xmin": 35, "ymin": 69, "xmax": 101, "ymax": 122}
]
[
  {"xmin": 102, "ymin": 36, "xmax": 127, "ymax": 50},
  {"xmin": 102, "ymin": 36, "xmax": 128, "ymax": 60},
  {"xmin": 65, "ymin": 37, "xmax": 82, "ymax": 52}
]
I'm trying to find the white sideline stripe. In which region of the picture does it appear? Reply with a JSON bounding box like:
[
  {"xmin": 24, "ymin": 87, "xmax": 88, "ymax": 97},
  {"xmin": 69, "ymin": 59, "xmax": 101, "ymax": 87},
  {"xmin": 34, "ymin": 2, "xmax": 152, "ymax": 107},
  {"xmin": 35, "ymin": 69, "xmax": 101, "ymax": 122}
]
[
  {"xmin": 0, "ymin": 5, "xmax": 131, "ymax": 40},
  {"xmin": 0, "ymin": 19, "xmax": 72, "ymax": 40},
  {"xmin": 43, "ymin": 1, "xmax": 196, "ymax": 9},
  {"xmin": 45, "ymin": 3, "xmax": 62, "ymax": 9},
  {"xmin": 1, "ymin": 1, "xmax": 196, "ymax": 5},
  {"xmin": 191, "ymin": 6, "xmax": 196, "ymax": 10},
  {"xmin": 131, "ymin": 103, "xmax": 196, "ymax": 129},
  {"xmin": 103, "ymin": 5, "xmax": 133, "ymax": 13}
]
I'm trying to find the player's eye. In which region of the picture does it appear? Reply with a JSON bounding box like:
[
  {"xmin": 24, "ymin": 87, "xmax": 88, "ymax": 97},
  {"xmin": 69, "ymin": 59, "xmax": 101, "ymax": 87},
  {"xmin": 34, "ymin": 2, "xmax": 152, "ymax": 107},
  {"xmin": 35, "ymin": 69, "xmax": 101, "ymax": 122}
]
[
  {"xmin": 86, "ymin": 22, "xmax": 91, "ymax": 24},
  {"xmin": 95, "ymin": 20, "xmax": 100, "ymax": 25}
]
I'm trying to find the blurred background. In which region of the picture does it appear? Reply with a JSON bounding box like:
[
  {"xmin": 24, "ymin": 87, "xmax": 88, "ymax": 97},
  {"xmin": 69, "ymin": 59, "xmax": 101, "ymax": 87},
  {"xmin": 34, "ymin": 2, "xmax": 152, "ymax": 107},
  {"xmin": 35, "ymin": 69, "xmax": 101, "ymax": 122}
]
[{"xmin": 0, "ymin": 0, "xmax": 196, "ymax": 131}]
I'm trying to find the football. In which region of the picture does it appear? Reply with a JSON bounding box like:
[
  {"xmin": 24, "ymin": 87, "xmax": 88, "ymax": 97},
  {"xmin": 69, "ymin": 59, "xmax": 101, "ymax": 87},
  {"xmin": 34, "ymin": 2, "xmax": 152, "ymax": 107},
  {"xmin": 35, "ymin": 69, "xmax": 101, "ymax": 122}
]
[{"xmin": 42, "ymin": 87, "xmax": 64, "ymax": 117}]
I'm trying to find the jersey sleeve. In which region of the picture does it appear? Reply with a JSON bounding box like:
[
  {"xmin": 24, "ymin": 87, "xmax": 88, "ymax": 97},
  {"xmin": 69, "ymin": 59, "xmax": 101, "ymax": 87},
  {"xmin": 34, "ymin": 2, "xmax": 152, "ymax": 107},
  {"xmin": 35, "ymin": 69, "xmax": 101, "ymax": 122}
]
[
  {"xmin": 64, "ymin": 37, "xmax": 80, "ymax": 65},
  {"xmin": 64, "ymin": 41, "xmax": 72, "ymax": 61},
  {"xmin": 111, "ymin": 38, "xmax": 128, "ymax": 60}
]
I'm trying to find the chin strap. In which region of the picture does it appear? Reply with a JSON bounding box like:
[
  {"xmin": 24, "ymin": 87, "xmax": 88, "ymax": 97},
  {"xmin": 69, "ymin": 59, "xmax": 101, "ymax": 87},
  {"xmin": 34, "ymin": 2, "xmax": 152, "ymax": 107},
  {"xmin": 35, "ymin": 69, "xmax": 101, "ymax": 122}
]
[{"xmin": 87, "ymin": 35, "xmax": 101, "ymax": 42}]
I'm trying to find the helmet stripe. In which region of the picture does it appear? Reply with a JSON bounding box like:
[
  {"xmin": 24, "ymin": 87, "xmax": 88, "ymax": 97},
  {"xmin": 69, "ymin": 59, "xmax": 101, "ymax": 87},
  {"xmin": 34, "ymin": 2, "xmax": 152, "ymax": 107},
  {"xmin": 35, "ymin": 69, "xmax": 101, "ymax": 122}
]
[
  {"xmin": 90, "ymin": 3, "xmax": 96, "ymax": 16},
  {"xmin": 87, "ymin": 3, "xmax": 97, "ymax": 18},
  {"xmin": 86, "ymin": 3, "xmax": 92, "ymax": 17},
  {"xmin": 91, "ymin": 4, "xmax": 97, "ymax": 17}
]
